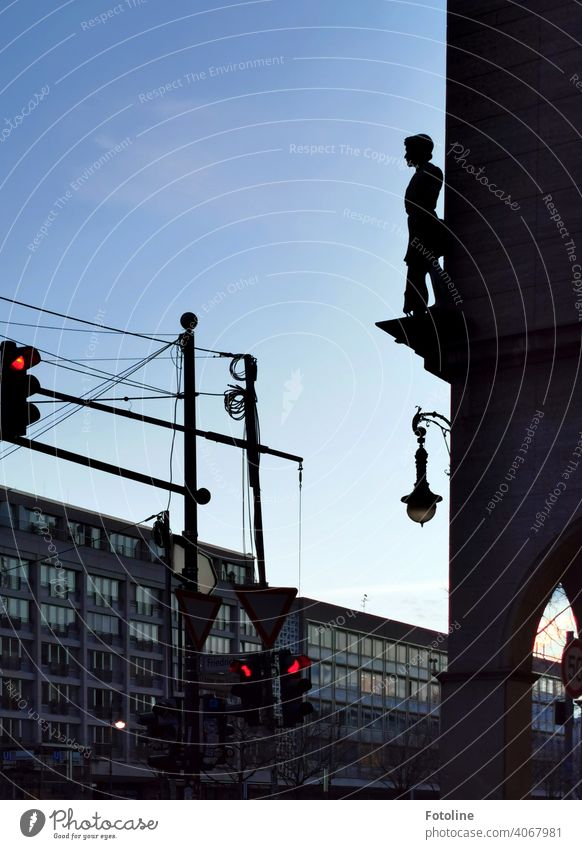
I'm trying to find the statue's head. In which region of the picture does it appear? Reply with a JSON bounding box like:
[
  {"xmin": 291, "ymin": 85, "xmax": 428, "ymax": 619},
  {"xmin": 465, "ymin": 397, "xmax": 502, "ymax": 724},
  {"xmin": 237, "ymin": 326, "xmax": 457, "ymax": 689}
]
[{"xmin": 404, "ymin": 133, "xmax": 434, "ymax": 166}]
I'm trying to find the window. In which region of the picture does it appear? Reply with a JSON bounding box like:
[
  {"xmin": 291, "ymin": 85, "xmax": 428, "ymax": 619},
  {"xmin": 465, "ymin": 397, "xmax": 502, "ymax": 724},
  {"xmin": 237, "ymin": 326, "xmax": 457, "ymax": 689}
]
[
  {"xmin": 87, "ymin": 575, "xmax": 120, "ymax": 607},
  {"xmin": 213, "ymin": 604, "xmax": 233, "ymax": 633},
  {"xmin": 1, "ymin": 637, "xmax": 28, "ymax": 669},
  {"xmin": 397, "ymin": 644, "xmax": 407, "ymax": 663},
  {"xmin": 131, "ymin": 656, "xmax": 160, "ymax": 683},
  {"xmin": 129, "ymin": 621, "xmax": 159, "ymax": 645},
  {"xmin": 130, "ymin": 693, "xmax": 154, "ymax": 715},
  {"xmin": 109, "ymin": 533, "xmax": 138, "ymax": 559},
  {"xmin": 336, "ymin": 631, "xmax": 347, "ymax": 652},
  {"xmin": 221, "ymin": 561, "xmax": 251, "ymax": 584},
  {"xmin": 23, "ymin": 508, "xmax": 58, "ymax": 535},
  {"xmin": 89, "ymin": 688, "xmax": 114, "ymax": 712},
  {"xmin": 0, "ymin": 596, "xmax": 30, "ymax": 623},
  {"xmin": 0, "ymin": 557, "xmax": 29, "ymax": 590},
  {"xmin": 67, "ymin": 522, "xmax": 85, "ymax": 545},
  {"xmin": 241, "ymin": 641, "xmax": 261, "ymax": 653},
  {"xmin": 87, "ymin": 612, "xmax": 119, "ymax": 637},
  {"xmin": 134, "ymin": 586, "xmax": 159, "ymax": 616},
  {"xmin": 320, "ymin": 663, "xmax": 333, "ymax": 687},
  {"xmin": 41, "ymin": 564, "xmax": 76, "ymax": 597},
  {"xmin": 361, "ymin": 637, "xmax": 373, "ymax": 659},
  {"xmin": 41, "ymin": 604, "xmax": 75, "ymax": 631},
  {"xmin": 239, "ymin": 609, "xmax": 255, "ymax": 636},
  {"xmin": 90, "ymin": 725, "xmax": 110, "ymax": 744},
  {"xmin": 206, "ymin": 635, "xmax": 232, "ymax": 654},
  {"xmin": 308, "ymin": 623, "xmax": 320, "ymax": 646},
  {"xmin": 0, "ymin": 716, "xmax": 23, "ymax": 740},
  {"xmin": 42, "ymin": 682, "xmax": 79, "ymax": 709},
  {"xmin": 373, "ymin": 639, "xmax": 384, "ymax": 659},
  {"xmin": 361, "ymin": 671, "xmax": 373, "ymax": 693},
  {"xmin": 89, "ymin": 650, "xmax": 113, "ymax": 674}
]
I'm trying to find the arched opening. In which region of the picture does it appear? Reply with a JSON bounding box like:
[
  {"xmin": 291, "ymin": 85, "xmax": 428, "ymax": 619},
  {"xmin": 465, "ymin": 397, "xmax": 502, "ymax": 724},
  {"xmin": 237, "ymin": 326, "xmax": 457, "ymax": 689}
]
[
  {"xmin": 531, "ymin": 586, "xmax": 580, "ymax": 798},
  {"xmin": 503, "ymin": 521, "xmax": 582, "ymax": 798}
]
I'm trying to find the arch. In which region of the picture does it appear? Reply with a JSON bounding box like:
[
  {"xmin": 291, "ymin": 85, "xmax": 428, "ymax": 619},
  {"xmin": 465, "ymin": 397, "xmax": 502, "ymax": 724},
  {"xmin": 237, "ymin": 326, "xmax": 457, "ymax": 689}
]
[{"xmin": 502, "ymin": 518, "xmax": 582, "ymax": 673}]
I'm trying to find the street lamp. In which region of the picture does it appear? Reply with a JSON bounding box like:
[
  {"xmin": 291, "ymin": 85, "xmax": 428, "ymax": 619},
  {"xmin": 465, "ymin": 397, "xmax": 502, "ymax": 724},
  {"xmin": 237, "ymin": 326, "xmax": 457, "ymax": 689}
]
[
  {"xmin": 401, "ymin": 407, "xmax": 450, "ymax": 526},
  {"xmin": 112, "ymin": 719, "xmax": 126, "ymax": 731}
]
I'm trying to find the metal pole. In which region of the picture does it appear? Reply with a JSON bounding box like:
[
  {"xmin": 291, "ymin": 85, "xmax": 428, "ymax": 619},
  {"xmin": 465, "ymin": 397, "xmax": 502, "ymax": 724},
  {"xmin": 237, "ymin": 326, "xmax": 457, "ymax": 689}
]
[
  {"xmin": 243, "ymin": 355, "xmax": 266, "ymax": 587},
  {"xmin": 180, "ymin": 312, "xmax": 201, "ymax": 797}
]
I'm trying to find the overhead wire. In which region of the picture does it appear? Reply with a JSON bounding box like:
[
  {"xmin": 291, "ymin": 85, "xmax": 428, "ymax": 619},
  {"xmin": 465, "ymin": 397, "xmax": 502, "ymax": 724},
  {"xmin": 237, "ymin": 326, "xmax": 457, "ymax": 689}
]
[
  {"xmin": 0, "ymin": 295, "xmax": 171, "ymax": 344},
  {"xmin": 0, "ymin": 340, "xmax": 174, "ymax": 461},
  {"xmin": 0, "ymin": 296, "xmax": 241, "ymax": 356},
  {"xmin": 166, "ymin": 343, "xmax": 183, "ymax": 512},
  {"xmin": 0, "ymin": 332, "xmax": 171, "ymax": 395}
]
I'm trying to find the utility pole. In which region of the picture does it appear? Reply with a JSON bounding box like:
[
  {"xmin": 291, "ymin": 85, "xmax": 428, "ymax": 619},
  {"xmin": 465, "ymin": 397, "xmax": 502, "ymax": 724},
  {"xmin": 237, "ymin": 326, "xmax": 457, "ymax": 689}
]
[
  {"xmin": 243, "ymin": 354, "xmax": 266, "ymax": 587},
  {"xmin": 180, "ymin": 312, "xmax": 201, "ymax": 797}
]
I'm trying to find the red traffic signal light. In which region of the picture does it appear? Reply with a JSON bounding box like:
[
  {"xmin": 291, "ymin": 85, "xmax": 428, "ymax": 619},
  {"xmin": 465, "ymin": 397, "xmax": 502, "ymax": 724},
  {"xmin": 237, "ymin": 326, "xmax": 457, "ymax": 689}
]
[
  {"xmin": 285, "ymin": 655, "xmax": 311, "ymax": 675},
  {"xmin": 0, "ymin": 341, "xmax": 42, "ymax": 439},
  {"xmin": 279, "ymin": 650, "xmax": 314, "ymax": 727},
  {"xmin": 230, "ymin": 656, "xmax": 268, "ymax": 725},
  {"xmin": 229, "ymin": 660, "xmax": 253, "ymax": 678},
  {"xmin": 8, "ymin": 347, "xmax": 41, "ymax": 372}
]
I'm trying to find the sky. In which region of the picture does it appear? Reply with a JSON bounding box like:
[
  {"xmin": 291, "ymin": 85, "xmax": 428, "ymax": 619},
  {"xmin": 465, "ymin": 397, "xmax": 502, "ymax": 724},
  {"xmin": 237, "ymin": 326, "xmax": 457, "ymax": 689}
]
[{"xmin": 0, "ymin": 0, "xmax": 456, "ymax": 631}]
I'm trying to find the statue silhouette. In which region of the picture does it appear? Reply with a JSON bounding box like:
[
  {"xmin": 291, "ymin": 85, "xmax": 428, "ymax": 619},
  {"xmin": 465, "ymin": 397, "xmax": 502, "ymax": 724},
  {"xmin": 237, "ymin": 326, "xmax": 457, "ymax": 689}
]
[{"xmin": 403, "ymin": 134, "xmax": 445, "ymax": 318}]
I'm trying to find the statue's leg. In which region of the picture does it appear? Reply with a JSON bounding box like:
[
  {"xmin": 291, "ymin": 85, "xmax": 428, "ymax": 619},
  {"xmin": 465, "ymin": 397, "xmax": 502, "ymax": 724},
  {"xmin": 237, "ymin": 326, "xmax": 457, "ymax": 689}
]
[
  {"xmin": 428, "ymin": 261, "xmax": 446, "ymax": 307},
  {"xmin": 404, "ymin": 261, "xmax": 429, "ymax": 317}
]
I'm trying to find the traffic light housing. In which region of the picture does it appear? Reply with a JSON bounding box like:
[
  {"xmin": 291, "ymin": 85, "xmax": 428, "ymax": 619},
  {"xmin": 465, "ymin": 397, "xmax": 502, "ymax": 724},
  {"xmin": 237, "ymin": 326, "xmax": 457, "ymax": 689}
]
[
  {"xmin": 0, "ymin": 341, "xmax": 41, "ymax": 439},
  {"xmin": 230, "ymin": 656, "xmax": 267, "ymax": 725},
  {"xmin": 138, "ymin": 698, "xmax": 181, "ymax": 771},
  {"xmin": 279, "ymin": 650, "xmax": 314, "ymax": 728}
]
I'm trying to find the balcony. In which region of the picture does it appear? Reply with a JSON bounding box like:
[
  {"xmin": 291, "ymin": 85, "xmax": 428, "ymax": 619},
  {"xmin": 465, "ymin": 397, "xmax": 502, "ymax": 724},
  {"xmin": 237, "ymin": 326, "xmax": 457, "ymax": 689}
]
[
  {"xmin": 133, "ymin": 673, "xmax": 155, "ymax": 688},
  {"xmin": 48, "ymin": 700, "xmax": 70, "ymax": 715},
  {"xmin": 92, "ymin": 705, "xmax": 114, "ymax": 720},
  {"xmin": 1, "ymin": 654, "xmax": 21, "ymax": 671},
  {"xmin": 90, "ymin": 668, "xmax": 113, "ymax": 683},
  {"xmin": 0, "ymin": 616, "xmax": 22, "ymax": 630},
  {"xmin": 48, "ymin": 661, "xmax": 70, "ymax": 676},
  {"xmin": 131, "ymin": 639, "xmax": 156, "ymax": 652}
]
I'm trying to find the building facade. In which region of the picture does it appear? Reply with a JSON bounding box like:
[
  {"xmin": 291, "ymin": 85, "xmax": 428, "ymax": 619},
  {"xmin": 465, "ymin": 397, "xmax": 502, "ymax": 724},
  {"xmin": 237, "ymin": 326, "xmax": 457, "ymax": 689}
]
[{"xmin": 0, "ymin": 488, "xmax": 574, "ymax": 798}]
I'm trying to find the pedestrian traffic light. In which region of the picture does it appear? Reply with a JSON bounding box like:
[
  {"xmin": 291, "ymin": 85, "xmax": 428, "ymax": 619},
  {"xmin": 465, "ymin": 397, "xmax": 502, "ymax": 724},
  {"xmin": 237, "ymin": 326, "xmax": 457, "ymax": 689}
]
[
  {"xmin": 138, "ymin": 697, "xmax": 181, "ymax": 771},
  {"xmin": 230, "ymin": 656, "xmax": 267, "ymax": 725},
  {"xmin": 279, "ymin": 650, "xmax": 314, "ymax": 728},
  {"xmin": 0, "ymin": 341, "xmax": 41, "ymax": 440}
]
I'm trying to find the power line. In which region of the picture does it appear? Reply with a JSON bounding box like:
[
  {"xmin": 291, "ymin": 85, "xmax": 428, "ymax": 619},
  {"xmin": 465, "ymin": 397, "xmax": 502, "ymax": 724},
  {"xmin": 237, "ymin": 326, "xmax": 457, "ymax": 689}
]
[
  {"xmin": 0, "ymin": 320, "xmax": 176, "ymax": 336},
  {"xmin": 0, "ymin": 297, "xmax": 242, "ymax": 357},
  {"xmin": 0, "ymin": 342, "xmax": 173, "ymax": 460},
  {"xmin": 0, "ymin": 296, "xmax": 173, "ymax": 344}
]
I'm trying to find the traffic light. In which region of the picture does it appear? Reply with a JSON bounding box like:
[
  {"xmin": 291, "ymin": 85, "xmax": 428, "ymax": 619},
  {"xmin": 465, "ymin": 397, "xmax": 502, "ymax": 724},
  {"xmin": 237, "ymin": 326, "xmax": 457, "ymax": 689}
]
[
  {"xmin": 138, "ymin": 697, "xmax": 181, "ymax": 772},
  {"xmin": 230, "ymin": 656, "xmax": 267, "ymax": 725},
  {"xmin": 0, "ymin": 341, "xmax": 41, "ymax": 439},
  {"xmin": 279, "ymin": 650, "xmax": 314, "ymax": 728}
]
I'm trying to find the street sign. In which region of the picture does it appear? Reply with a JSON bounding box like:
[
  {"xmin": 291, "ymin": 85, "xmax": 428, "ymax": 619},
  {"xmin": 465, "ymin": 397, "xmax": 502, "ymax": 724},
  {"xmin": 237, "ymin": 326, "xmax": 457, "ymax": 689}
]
[
  {"xmin": 235, "ymin": 586, "xmax": 297, "ymax": 648},
  {"xmin": 200, "ymin": 653, "xmax": 246, "ymax": 674},
  {"xmin": 175, "ymin": 588, "xmax": 222, "ymax": 650},
  {"xmin": 172, "ymin": 536, "xmax": 217, "ymax": 594},
  {"xmin": 561, "ymin": 638, "xmax": 582, "ymax": 698}
]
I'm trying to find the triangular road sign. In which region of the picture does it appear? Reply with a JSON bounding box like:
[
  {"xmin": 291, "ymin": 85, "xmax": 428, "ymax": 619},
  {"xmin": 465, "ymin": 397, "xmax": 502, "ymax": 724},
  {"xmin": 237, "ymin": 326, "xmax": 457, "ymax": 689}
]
[
  {"xmin": 175, "ymin": 589, "xmax": 223, "ymax": 650},
  {"xmin": 235, "ymin": 586, "xmax": 297, "ymax": 648},
  {"xmin": 172, "ymin": 536, "xmax": 217, "ymax": 595}
]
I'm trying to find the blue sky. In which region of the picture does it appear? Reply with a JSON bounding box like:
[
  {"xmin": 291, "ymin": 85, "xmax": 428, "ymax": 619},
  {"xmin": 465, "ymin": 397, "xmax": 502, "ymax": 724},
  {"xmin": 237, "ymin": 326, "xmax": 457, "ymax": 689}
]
[{"xmin": 0, "ymin": 0, "xmax": 450, "ymax": 629}]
